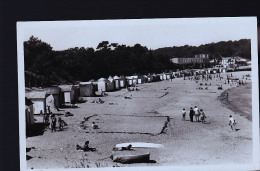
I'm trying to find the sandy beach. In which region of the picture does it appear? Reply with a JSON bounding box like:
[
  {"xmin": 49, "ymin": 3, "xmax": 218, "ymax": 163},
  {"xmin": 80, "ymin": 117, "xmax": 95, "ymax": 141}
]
[{"xmin": 26, "ymin": 71, "xmax": 252, "ymax": 169}]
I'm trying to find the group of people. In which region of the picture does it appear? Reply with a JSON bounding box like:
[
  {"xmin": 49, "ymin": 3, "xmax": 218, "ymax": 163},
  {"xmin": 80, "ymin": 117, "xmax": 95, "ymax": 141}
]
[
  {"xmin": 181, "ymin": 106, "xmax": 206, "ymax": 123},
  {"xmin": 42, "ymin": 111, "xmax": 67, "ymax": 132}
]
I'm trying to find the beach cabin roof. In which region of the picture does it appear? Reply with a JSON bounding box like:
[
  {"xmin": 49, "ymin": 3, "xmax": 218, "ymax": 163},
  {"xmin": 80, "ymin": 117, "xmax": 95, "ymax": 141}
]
[
  {"xmin": 58, "ymin": 85, "xmax": 74, "ymax": 92},
  {"xmin": 25, "ymin": 91, "xmax": 46, "ymax": 99},
  {"xmin": 113, "ymin": 76, "xmax": 120, "ymax": 79},
  {"xmin": 44, "ymin": 87, "xmax": 61, "ymax": 95},
  {"xmin": 98, "ymin": 78, "xmax": 108, "ymax": 82},
  {"xmin": 108, "ymin": 76, "xmax": 114, "ymax": 81},
  {"xmin": 80, "ymin": 81, "xmax": 92, "ymax": 85}
]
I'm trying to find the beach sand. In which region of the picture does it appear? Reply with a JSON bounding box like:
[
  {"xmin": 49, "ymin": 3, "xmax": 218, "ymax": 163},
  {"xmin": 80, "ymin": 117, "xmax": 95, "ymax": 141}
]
[{"xmin": 26, "ymin": 71, "xmax": 253, "ymax": 169}]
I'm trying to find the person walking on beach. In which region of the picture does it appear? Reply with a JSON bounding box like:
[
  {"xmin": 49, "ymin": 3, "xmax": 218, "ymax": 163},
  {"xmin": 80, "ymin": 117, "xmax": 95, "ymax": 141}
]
[
  {"xmin": 194, "ymin": 106, "xmax": 200, "ymax": 122},
  {"xmin": 226, "ymin": 93, "xmax": 229, "ymax": 100},
  {"xmin": 189, "ymin": 107, "xmax": 194, "ymax": 122},
  {"xmin": 200, "ymin": 109, "xmax": 206, "ymax": 124},
  {"xmin": 229, "ymin": 115, "xmax": 237, "ymax": 131},
  {"xmin": 51, "ymin": 114, "xmax": 57, "ymax": 132},
  {"xmin": 181, "ymin": 108, "xmax": 186, "ymax": 121}
]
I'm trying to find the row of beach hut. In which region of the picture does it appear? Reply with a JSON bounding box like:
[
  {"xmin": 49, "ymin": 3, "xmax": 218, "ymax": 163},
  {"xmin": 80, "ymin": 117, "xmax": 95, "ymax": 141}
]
[{"xmin": 25, "ymin": 73, "xmax": 175, "ymax": 117}]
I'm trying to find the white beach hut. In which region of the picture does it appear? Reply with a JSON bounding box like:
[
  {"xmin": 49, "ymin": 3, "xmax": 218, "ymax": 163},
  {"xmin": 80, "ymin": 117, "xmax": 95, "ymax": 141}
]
[
  {"xmin": 113, "ymin": 76, "xmax": 120, "ymax": 90},
  {"xmin": 25, "ymin": 91, "xmax": 47, "ymax": 114}
]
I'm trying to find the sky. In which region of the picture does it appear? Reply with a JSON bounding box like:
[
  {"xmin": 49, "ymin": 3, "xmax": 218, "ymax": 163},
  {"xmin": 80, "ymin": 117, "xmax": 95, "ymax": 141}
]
[{"xmin": 18, "ymin": 17, "xmax": 256, "ymax": 51}]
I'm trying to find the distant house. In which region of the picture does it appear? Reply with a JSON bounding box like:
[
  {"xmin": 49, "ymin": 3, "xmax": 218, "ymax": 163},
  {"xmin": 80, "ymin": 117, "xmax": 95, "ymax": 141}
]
[
  {"xmin": 221, "ymin": 57, "xmax": 236, "ymax": 68},
  {"xmin": 25, "ymin": 91, "xmax": 47, "ymax": 114},
  {"xmin": 25, "ymin": 98, "xmax": 34, "ymax": 130},
  {"xmin": 171, "ymin": 54, "xmax": 209, "ymax": 66},
  {"xmin": 59, "ymin": 85, "xmax": 79, "ymax": 104},
  {"xmin": 79, "ymin": 82, "xmax": 95, "ymax": 97},
  {"xmin": 44, "ymin": 86, "xmax": 63, "ymax": 108}
]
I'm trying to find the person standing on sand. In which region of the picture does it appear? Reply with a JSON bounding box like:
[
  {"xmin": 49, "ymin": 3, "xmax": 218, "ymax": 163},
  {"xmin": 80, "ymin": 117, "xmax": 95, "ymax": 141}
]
[
  {"xmin": 51, "ymin": 114, "xmax": 57, "ymax": 132},
  {"xmin": 200, "ymin": 109, "xmax": 206, "ymax": 124},
  {"xmin": 226, "ymin": 93, "xmax": 229, "ymax": 100},
  {"xmin": 194, "ymin": 106, "xmax": 200, "ymax": 122},
  {"xmin": 189, "ymin": 107, "xmax": 194, "ymax": 122},
  {"xmin": 182, "ymin": 108, "xmax": 186, "ymax": 121},
  {"xmin": 229, "ymin": 115, "xmax": 237, "ymax": 131}
]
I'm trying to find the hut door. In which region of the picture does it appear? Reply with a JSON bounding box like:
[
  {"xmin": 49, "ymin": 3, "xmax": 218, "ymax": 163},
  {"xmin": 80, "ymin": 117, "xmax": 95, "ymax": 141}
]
[{"xmin": 64, "ymin": 92, "xmax": 71, "ymax": 103}]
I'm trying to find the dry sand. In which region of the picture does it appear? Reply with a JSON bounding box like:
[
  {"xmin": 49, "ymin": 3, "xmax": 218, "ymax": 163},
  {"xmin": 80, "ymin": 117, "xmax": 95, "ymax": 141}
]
[{"xmin": 26, "ymin": 71, "xmax": 253, "ymax": 169}]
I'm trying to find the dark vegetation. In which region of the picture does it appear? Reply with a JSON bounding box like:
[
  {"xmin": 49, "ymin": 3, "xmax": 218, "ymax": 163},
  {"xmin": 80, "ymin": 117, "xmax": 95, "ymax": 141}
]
[{"xmin": 24, "ymin": 36, "xmax": 251, "ymax": 87}]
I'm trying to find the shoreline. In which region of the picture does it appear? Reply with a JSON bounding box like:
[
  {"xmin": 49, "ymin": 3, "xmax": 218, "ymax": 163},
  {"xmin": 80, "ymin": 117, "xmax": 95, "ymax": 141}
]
[{"xmin": 218, "ymin": 82, "xmax": 252, "ymax": 121}]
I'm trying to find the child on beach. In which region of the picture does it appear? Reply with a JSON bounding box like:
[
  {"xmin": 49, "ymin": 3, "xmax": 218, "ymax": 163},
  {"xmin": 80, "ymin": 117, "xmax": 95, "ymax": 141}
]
[
  {"xmin": 181, "ymin": 108, "xmax": 186, "ymax": 121},
  {"xmin": 229, "ymin": 115, "xmax": 237, "ymax": 131},
  {"xmin": 92, "ymin": 122, "xmax": 98, "ymax": 129},
  {"xmin": 200, "ymin": 109, "xmax": 206, "ymax": 123}
]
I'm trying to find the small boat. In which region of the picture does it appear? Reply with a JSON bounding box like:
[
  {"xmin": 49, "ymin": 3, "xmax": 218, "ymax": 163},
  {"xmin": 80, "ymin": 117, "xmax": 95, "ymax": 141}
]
[{"xmin": 111, "ymin": 152, "xmax": 150, "ymax": 164}]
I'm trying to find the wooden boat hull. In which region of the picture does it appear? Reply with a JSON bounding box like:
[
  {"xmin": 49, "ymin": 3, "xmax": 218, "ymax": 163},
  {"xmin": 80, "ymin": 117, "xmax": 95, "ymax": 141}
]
[{"xmin": 111, "ymin": 153, "xmax": 150, "ymax": 163}]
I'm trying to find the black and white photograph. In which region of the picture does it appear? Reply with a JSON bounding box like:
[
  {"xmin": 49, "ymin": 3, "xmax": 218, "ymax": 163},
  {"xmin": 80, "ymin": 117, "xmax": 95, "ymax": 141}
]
[{"xmin": 17, "ymin": 17, "xmax": 259, "ymax": 171}]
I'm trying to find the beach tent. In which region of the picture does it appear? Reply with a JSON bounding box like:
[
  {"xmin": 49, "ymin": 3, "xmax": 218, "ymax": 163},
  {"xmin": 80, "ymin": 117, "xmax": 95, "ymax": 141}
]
[
  {"xmin": 59, "ymin": 85, "xmax": 78, "ymax": 104},
  {"xmin": 45, "ymin": 94, "xmax": 58, "ymax": 113},
  {"xmin": 44, "ymin": 86, "xmax": 63, "ymax": 108},
  {"xmin": 25, "ymin": 98, "xmax": 34, "ymax": 130},
  {"xmin": 25, "ymin": 91, "xmax": 47, "ymax": 114},
  {"xmin": 113, "ymin": 76, "xmax": 120, "ymax": 90},
  {"xmin": 79, "ymin": 82, "xmax": 95, "ymax": 97}
]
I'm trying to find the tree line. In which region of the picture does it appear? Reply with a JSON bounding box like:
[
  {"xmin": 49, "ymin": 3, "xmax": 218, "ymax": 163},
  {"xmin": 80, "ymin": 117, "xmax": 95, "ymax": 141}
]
[{"xmin": 24, "ymin": 36, "xmax": 251, "ymax": 87}]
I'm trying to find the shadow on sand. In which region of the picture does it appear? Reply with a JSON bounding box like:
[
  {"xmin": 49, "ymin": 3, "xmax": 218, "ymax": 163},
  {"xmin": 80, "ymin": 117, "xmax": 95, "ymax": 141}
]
[{"xmin": 26, "ymin": 123, "xmax": 46, "ymax": 137}]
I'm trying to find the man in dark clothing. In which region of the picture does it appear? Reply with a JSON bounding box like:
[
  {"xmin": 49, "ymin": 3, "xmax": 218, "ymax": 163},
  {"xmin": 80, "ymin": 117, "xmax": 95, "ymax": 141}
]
[
  {"xmin": 51, "ymin": 114, "xmax": 57, "ymax": 132},
  {"xmin": 189, "ymin": 107, "xmax": 194, "ymax": 122}
]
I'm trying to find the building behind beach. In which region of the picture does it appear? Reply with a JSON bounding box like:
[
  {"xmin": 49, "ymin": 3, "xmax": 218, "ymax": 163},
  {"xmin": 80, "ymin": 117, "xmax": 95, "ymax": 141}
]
[{"xmin": 170, "ymin": 54, "xmax": 210, "ymax": 68}]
